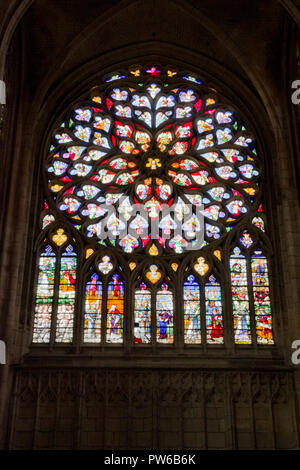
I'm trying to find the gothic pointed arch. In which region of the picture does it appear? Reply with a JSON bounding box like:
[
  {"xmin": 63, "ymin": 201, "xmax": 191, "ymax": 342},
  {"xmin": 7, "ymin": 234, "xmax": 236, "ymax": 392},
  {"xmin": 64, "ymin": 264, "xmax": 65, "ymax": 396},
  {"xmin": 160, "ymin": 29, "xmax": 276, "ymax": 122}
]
[{"xmin": 31, "ymin": 63, "xmax": 275, "ymax": 351}]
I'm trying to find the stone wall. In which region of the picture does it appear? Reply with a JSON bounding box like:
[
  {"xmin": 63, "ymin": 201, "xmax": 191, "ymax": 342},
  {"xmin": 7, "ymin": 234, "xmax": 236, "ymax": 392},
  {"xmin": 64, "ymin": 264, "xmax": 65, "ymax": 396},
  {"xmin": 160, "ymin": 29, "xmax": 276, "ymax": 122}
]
[{"xmin": 6, "ymin": 368, "xmax": 299, "ymax": 450}]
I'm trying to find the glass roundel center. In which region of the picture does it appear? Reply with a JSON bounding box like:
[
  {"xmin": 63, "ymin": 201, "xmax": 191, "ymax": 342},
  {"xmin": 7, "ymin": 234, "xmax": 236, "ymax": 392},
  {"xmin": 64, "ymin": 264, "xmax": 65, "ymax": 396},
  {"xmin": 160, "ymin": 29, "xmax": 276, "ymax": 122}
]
[{"xmin": 46, "ymin": 66, "xmax": 260, "ymax": 256}]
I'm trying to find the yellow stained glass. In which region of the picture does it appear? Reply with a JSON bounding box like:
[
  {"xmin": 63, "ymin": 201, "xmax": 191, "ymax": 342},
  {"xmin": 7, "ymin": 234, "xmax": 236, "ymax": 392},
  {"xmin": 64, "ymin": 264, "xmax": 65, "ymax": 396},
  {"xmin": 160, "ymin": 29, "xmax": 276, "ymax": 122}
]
[
  {"xmin": 149, "ymin": 244, "xmax": 159, "ymax": 256},
  {"xmin": 52, "ymin": 228, "xmax": 67, "ymax": 247},
  {"xmin": 146, "ymin": 265, "xmax": 161, "ymax": 284},
  {"xmin": 50, "ymin": 184, "xmax": 63, "ymax": 192},
  {"xmin": 92, "ymin": 96, "xmax": 101, "ymax": 103},
  {"xmin": 85, "ymin": 248, "xmax": 94, "ymax": 259},
  {"xmin": 171, "ymin": 263, "xmax": 178, "ymax": 271},
  {"xmin": 194, "ymin": 257, "xmax": 209, "ymax": 276}
]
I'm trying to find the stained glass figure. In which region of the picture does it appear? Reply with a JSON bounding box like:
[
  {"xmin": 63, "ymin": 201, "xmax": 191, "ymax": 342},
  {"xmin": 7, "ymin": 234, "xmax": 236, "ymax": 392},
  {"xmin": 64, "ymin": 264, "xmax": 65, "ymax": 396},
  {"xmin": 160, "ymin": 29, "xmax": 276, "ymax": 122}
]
[
  {"xmin": 251, "ymin": 250, "xmax": 273, "ymax": 344},
  {"xmin": 240, "ymin": 230, "xmax": 254, "ymax": 248},
  {"xmin": 184, "ymin": 275, "xmax": 201, "ymax": 344},
  {"xmin": 230, "ymin": 247, "xmax": 251, "ymax": 344},
  {"xmin": 106, "ymin": 274, "xmax": 124, "ymax": 343},
  {"xmin": 84, "ymin": 273, "xmax": 102, "ymax": 343},
  {"xmin": 134, "ymin": 285, "xmax": 151, "ymax": 343},
  {"xmin": 205, "ymin": 275, "xmax": 223, "ymax": 344},
  {"xmin": 32, "ymin": 246, "xmax": 56, "ymax": 343},
  {"xmin": 56, "ymin": 245, "xmax": 77, "ymax": 342},
  {"xmin": 156, "ymin": 287, "xmax": 174, "ymax": 344},
  {"xmin": 194, "ymin": 257, "xmax": 209, "ymax": 276},
  {"xmin": 146, "ymin": 265, "xmax": 162, "ymax": 284},
  {"xmin": 98, "ymin": 255, "xmax": 113, "ymax": 274}
]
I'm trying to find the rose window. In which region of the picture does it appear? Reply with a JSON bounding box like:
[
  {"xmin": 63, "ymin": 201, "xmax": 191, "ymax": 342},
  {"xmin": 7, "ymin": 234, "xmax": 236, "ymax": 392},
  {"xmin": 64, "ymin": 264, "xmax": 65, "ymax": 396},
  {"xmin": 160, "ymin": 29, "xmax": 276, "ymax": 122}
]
[{"xmin": 47, "ymin": 65, "xmax": 260, "ymax": 256}]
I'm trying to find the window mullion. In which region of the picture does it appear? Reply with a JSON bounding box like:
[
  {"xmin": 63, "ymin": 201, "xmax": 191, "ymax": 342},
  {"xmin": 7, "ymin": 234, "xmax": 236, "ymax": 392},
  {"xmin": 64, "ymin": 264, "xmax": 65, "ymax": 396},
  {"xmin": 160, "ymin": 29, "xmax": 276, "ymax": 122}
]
[
  {"xmin": 73, "ymin": 260, "xmax": 83, "ymax": 352},
  {"xmin": 247, "ymin": 255, "xmax": 257, "ymax": 348},
  {"xmin": 49, "ymin": 249, "xmax": 61, "ymax": 348},
  {"xmin": 124, "ymin": 278, "xmax": 131, "ymax": 349},
  {"xmin": 151, "ymin": 289, "xmax": 156, "ymax": 349},
  {"xmin": 101, "ymin": 278, "xmax": 108, "ymax": 347},
  {"xmin": 200, "ymin": 281, "xmax": 206, "ymax": 351}
]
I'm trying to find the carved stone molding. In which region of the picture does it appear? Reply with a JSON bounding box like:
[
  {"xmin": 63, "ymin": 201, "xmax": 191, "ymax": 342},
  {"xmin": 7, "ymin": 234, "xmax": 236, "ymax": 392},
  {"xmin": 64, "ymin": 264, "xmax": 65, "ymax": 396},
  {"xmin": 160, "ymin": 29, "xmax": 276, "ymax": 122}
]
[
  {"xmin": 12, "ymin": 368, "xmax": 293, "ymax": 406},
  {"xmin": 5, "ymin": 368, "xmax": 298, "ymax": 450}
]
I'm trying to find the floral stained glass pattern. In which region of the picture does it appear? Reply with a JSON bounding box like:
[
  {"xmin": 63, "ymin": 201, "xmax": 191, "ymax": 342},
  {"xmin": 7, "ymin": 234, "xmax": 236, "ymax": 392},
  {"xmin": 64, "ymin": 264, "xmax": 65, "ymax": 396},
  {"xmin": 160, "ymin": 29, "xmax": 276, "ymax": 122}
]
[{"xmin": 184, "ymin": 275, "xmax": 201, "ymax": 344}]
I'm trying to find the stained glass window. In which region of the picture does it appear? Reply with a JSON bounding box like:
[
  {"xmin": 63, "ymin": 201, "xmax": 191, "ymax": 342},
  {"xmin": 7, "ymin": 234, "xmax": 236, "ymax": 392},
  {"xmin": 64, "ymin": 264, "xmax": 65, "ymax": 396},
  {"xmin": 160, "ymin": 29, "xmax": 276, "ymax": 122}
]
[
  {"xmin": 184, "ymin": 275, "xmax": 201, "ymax": 344},
  {"xmin": 32, "ymin": 245, "xmax": 56, "ymax": 343},
  {"xmin": 83, "ymin": 256, "xmax": 125, "ymax": 344},
  {"xmin": 84, "ymin": 273, "xmax": 102, "ymax": 343},
  {"xmin": 134, "ymin": 268, "xmax": 174, "ymax": 345},
  {"xmin": 106, "ymin": 274, "xmax": 124, "ymax": 343},
  {"xmin": 183, "ymin": 270, "xmax": 224, "ymax": 345},
  {"xmin": 32, "ymin": 64, "xmax": 275, "ymax": 351},
  {"xmin": 205, "ymin": 275, "xmax": 223, "ymax": 344},
  {"xmin": 33, "ymin": 241, "xmax": 77, "ymax": 343},
  {"xmin": 251, "ymin": 249, "xmax": 273, "ymax": 344},
  {"xmin": 56, "ymin": 245, "xmax": 77, "ymax": 342},
  {"xmin": 46, "ymin": 66, "xmax": 261, "ymax": 256},
  {"xmin": 156, "ymin": 285, "xmax": 174, "ymax": 344},
  {"xmin": 230, "ymin": 247, "xmax": 251, "ymax": 344},
  {"xmin": 134, "ymin": 284, "xmax": 151, "ymax": 344}
]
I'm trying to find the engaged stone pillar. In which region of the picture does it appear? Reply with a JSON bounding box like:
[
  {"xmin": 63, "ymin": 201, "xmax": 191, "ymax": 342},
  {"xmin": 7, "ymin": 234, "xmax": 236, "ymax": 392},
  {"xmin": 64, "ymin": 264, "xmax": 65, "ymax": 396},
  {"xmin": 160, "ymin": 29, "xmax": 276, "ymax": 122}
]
[{"xmin": 0, "ymin": 80, "xmax": 6, "ymax": 134}]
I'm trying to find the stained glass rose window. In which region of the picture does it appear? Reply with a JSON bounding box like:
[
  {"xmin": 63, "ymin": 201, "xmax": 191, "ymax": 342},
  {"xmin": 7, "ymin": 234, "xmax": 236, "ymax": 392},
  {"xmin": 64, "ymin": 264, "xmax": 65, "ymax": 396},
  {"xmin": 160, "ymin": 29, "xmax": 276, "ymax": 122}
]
[
  {"xmin": 46, "ymin": 65, "xmax": 260, "ymax": 256},
  {"xmin": 33, "ymin": 65, "xmax": 273, "ymax": 347}
]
